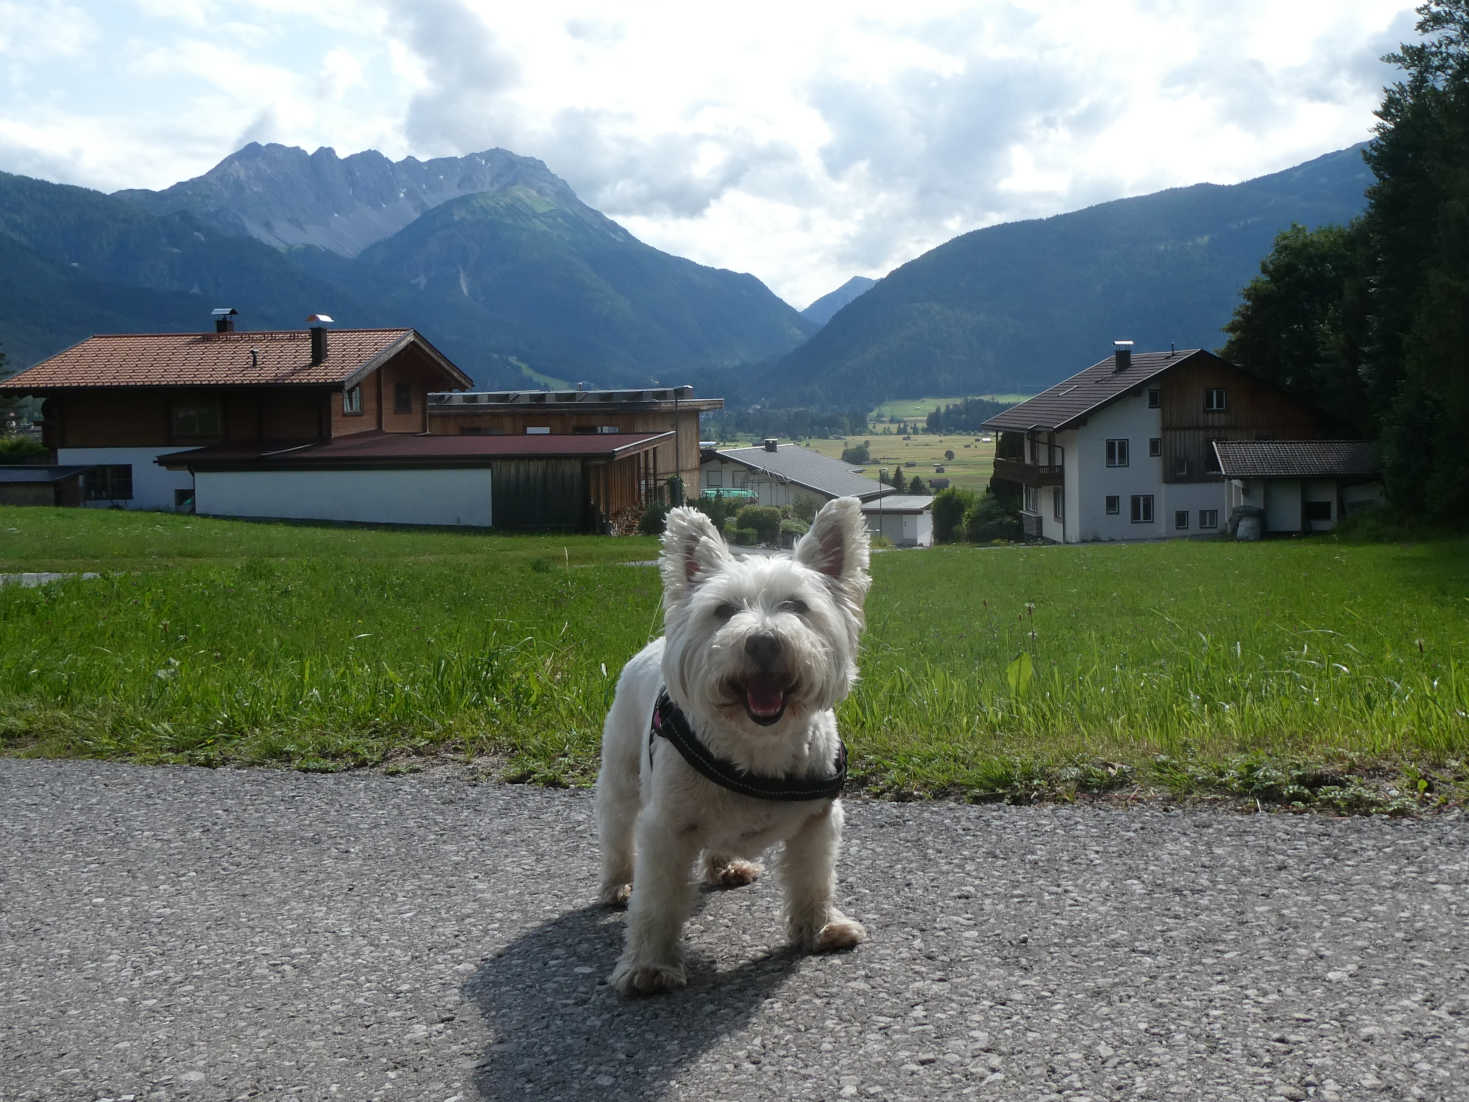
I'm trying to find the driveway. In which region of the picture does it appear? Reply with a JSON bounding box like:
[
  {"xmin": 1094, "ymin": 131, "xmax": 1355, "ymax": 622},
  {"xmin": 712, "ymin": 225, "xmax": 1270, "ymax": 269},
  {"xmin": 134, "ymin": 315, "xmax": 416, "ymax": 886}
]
[{"xmin": 1, "ymin": 759, "xmax": 1465, "ymax": 1101}]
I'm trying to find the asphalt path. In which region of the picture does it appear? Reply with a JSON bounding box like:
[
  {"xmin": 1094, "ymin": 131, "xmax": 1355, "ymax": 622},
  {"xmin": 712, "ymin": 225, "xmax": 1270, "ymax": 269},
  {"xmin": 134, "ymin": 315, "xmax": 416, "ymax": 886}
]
[{"xmin": 2, "ymin": 758, "xmax": 1466, "ymax": 1102}]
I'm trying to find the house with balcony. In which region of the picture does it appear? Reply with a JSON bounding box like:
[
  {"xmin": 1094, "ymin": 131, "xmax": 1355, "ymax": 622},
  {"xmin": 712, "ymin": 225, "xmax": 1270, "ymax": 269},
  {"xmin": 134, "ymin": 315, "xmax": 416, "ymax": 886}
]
[{"xmin": 983, "ymin": 342, "xmax": 1325, "ymax": 543}]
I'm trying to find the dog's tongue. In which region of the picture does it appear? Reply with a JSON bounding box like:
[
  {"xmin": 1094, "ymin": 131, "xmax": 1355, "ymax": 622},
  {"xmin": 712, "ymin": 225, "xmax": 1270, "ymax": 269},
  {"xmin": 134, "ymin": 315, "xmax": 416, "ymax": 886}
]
[{"xmin": 746, "ymin": 675, "xmax": 786, "ymax": 719}]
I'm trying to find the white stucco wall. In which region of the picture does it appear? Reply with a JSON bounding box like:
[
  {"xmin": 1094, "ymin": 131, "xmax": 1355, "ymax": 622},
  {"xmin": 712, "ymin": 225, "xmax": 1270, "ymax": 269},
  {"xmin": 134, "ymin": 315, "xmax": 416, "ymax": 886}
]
[
  {"xmin": 194, "ymin": 468, "xmax": 493, "ymax": 527},
  {"xmin": 1069, "ymin": 397, "xmax": 1164, "ymax": 543},
  {"xmin": 56, "ymin": 446, "xmax": 197, "ymax": 512}
]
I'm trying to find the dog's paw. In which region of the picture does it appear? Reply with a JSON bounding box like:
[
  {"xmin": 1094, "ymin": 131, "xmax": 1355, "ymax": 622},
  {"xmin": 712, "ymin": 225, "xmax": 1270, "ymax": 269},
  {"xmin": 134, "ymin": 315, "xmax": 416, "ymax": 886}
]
[
  {"xmin": 598, "ymin": 881, "xmax": 632, "ymax": 908},
  {"xmin": 609, "ymin": 958, "xmax": 687, "ymax": 997},
  {"xmin": 705, "ymin": 857, "xmax": 761, "ymax": 889},
  {"xmin": 812, "ymin": 916, "xmax": 867, "ymax": 953}
]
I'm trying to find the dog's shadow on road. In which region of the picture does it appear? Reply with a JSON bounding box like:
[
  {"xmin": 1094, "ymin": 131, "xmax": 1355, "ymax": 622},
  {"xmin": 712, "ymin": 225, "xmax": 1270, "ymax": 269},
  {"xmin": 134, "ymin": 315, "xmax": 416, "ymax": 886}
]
[{"xmin": 463, "ymin": 902, "xmax": 799, "ymax": 1100}]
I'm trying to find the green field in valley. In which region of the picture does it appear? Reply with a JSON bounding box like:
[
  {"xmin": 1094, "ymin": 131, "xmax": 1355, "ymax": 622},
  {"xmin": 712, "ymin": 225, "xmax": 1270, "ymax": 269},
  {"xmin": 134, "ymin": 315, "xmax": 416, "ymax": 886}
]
[{"xmin": 2, "ymin": 506, "xmax": 1465, "ymax": 812}]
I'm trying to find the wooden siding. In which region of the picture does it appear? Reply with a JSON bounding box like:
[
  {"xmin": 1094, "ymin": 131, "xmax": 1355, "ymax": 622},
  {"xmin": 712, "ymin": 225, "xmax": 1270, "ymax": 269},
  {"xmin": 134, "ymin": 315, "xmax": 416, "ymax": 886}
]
[
  {"xmin": 1158, "ymin": 358, "xmax": 1319, "ymax": 484},
  {"xmin": 488, "ymin": 458, "xmax": 587, "ymax": 531},
  {"xmin": 53, "ymin": 388, "xmax": 332, "ymax": 448}
]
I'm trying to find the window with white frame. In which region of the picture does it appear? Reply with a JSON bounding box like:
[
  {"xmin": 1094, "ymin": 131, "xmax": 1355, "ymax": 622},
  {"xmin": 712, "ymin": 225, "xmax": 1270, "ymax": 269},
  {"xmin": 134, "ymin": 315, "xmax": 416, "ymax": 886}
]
[
  {"xmin": 1205, "ymin": 387, "xmax": 1228, "ymax": 412},
  {"xmin": 1199, "ymin": 509, "xmax": 1219, "ymax": 529},
  {"xmin": 1105, "ymin": 495, "xmax": 1120, "ymax": 515},
  {"xmin": 343, "ymin": 386, "xmax": 363, "ymax": 415},
  {"xmin": 1106, "ymin": 438, "xmax": 1129, "ymax": 467},
  {"xmin": 1023, "ymin": 485, "xmax": 1040, "ymax": 513},
  {"xmin": 1175, "ymin": 509, "xmax": 1190, "ymax": 530},
  {"xmin": 1053, "ymin": 487, "xmax": 1063, "ymax": 521},
  {"xmin": 1130, "ymin": 494, "xmax": 1154, "ymax": 523}
]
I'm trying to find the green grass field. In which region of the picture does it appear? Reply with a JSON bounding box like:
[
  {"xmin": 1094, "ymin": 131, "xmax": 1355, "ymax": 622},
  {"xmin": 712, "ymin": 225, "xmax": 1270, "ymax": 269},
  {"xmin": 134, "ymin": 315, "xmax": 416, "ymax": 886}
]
[
  {"xmin": 2, "ymin": 506, "xmax": 1465, "ymax": 811},
  {"xmin": 870, "ymin": 394, "xmax": 1030, "ymax": 422},
  {"xmin": 801, "ymin": 434, "xmax": 997, "ymax": 494}
]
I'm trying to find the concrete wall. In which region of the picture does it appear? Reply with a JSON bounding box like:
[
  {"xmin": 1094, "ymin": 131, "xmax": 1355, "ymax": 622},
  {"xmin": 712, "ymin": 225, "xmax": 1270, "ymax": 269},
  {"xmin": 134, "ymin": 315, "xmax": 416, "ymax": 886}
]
[
  {"xmin": 194, "ymin": 468, "xmax": 493, "ymax": 527},
  {"xmin": 57, "ymin": 446, "xmax": 196, "ymax": 511}
]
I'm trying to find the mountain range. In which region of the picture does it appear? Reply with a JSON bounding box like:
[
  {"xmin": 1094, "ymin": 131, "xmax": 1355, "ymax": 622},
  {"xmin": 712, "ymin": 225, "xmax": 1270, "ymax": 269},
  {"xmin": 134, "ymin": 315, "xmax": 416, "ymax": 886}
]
[{"xmin": 0, "ymin": 141, "xmax": 1373, "ymax": 406}]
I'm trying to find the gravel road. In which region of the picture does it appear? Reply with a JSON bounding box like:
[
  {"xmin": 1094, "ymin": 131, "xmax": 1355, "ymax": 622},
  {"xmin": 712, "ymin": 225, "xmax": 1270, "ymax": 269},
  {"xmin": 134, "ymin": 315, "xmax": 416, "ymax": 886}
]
[{"xmin": 2, "ymin": 758, "xmax": 1466, "ymax": 1102}]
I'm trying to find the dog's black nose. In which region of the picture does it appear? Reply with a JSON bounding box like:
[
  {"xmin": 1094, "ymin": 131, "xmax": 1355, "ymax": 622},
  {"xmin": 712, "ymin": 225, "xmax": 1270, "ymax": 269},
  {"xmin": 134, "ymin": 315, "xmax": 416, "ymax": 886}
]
[{"xmin": 744, "ymin": 633, "xmax": 782, "ymax": 669}]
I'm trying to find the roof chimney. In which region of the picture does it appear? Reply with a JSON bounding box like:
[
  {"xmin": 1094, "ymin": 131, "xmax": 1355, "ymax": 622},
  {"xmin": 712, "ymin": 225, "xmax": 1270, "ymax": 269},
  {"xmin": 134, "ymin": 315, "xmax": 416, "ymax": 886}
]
[
  {"xmin": 763, "ymin": 438, "xmax": 778, "ymax": 453},
  {"xmin": 307, "ymin": 313, "xmax": 334, "ymax": 365},
  {"xmin": 211, "ymin": 306, "xmax": 238, "ymax": 333},
  {"xmin": 1113, "ymin": 339, "xmax": 1134, "ymax": 373}
]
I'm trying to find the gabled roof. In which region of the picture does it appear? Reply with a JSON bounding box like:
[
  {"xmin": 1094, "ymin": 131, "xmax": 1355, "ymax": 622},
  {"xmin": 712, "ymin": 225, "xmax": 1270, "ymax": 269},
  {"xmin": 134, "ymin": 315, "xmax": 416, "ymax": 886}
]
[
  {"xmin": 0, "ymin": 328, "xmax": 472, "ymax": 392},
  {"xmin": 710, "ymin": 444, "xmax": 887, "ymax": 500},
  {"xmin": 1213, "ymin": 440, "xmax": 1379, "ymax": 479},
  {"xmin": 982, "ymin": 348, "xmax": 1212, "ymax": 432},
  {"xmin": 858, "ymin": 495, "xmax": 934, "ymax": 514},
  {"xmin": 157, "ymin": 430, "xmax": 672, "ymax": 470}
]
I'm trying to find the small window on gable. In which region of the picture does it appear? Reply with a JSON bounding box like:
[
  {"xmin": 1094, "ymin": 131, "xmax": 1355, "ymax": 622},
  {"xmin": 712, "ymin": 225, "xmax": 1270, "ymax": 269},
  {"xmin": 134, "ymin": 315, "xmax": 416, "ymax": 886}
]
[
  {"xmin": 343, "ymin": 386, "xmax": 363, "ymax": 415},
  {"xmin": 1205, "ymin": 387, "xmax": 1228, "ymax": 412},
  {"xmin": 394, "ymin": 382, "xmax": 412, "ymax": 414},
  {"xmin": 1147, "ymin": 387, "xmax": 1160, "ymax": 409}
]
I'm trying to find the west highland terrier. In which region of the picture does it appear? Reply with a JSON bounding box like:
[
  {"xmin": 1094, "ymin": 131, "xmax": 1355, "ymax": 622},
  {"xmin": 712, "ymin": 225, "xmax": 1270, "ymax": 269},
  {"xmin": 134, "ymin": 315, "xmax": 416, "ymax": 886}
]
[{"xmin": 596, "ymin": 495, "xmax": 871, "ymax": 996}]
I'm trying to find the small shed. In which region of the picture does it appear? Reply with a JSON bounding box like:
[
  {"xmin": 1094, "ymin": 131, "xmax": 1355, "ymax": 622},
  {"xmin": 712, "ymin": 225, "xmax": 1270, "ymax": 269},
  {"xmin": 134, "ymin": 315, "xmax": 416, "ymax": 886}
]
[
  {"xmin": 1213, "ymin": 441, "xmax": 1383, "ymax": 535},
  {"xmin": 0, "ymin": 465, "xmax": 89, "ymax": 507},
  {"xmin": 860, "ymin": 494, "xmax": 935, "ymax": 548}
]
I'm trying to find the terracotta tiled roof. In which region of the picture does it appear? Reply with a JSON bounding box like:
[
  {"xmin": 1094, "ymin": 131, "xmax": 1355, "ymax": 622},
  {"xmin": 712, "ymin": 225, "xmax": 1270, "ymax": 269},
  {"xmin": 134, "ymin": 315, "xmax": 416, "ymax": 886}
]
[
  {"xmin": 157, "ymin": 431, "xmax": 673, "ymax": 469},
  {"xmin": 0, "ymin": 328, "xmax": 470, "ymax": 391},
  {"xmin": 982, "ymin": 349, "xmax": 1213, "ymax": 432},
  {"xmin": 1213, "ymin": 440, "xmax": 1379, "ymax": 479}
]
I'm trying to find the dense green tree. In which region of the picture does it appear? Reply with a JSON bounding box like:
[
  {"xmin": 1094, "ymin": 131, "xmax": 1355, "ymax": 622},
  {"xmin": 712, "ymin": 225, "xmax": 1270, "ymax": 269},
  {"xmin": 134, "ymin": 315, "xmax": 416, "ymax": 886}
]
[
  {"xmin": 1365, "ymin": 0, "xmax": 1469, "ymax": 519},
  {"xmin": 1219, "ymin": 223, "xmax": 1372, "ymax": 435}
]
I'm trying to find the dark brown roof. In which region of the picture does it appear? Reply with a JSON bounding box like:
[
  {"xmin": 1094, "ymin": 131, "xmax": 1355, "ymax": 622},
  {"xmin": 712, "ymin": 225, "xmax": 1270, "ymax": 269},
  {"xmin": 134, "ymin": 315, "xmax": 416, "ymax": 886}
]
[
  {"xmin": 0, "ymin": 328, "xmax": 472, "ymax": 392},
  {"xmin": 157, "ymin": 431, "xmax": 673, "ymax": 470},
  {"xmin": 1212, "ymin": 440, "xmax": 1379, "ymax": 479},
  {"xmin": 982, "ymin": 348, "xmax": 1213, "ymax": 432}
]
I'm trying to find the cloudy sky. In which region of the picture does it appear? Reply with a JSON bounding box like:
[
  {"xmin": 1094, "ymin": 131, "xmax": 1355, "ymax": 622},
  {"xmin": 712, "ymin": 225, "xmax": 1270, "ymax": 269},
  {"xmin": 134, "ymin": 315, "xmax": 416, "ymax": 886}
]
[{"xmin": 0, "ymin": 0, "xmax": 1418, "ymax": 309}]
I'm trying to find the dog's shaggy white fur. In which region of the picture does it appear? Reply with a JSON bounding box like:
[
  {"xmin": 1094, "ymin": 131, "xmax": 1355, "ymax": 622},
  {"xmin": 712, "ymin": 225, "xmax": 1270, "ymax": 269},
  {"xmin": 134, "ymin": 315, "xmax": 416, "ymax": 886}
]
[{"xmin": 596, "ymin": 496, "xmax": 871, "ymax": 996}]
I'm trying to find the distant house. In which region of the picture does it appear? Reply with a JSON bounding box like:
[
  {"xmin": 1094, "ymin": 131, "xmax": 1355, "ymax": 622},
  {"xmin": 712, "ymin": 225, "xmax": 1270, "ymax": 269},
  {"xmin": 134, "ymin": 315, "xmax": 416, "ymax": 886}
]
[
  {"xmin": 860, "ymin": 495, "xmax": 935, "ymax": 548},
  {"xmin": 983, "ymin": 343, "xmax": 1330, "ymax": 543},
  {"xmin": 1213, "ymin": 440, "xmax": 1383, "ymax": 535},
  {"xmin": 701, "ymin": 439, "xmax": 889, "ymax": 511},
  {"xmin": 0, "ymin": 311, "xmax": 698, "ymax": 530}
]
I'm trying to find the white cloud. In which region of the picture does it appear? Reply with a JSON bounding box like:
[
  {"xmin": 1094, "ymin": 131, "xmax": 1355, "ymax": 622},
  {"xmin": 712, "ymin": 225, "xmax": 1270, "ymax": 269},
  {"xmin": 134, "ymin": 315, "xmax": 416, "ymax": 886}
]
[{"xmin": 0, "ymin": 0, "xmax": 1420, "ymax": 304}]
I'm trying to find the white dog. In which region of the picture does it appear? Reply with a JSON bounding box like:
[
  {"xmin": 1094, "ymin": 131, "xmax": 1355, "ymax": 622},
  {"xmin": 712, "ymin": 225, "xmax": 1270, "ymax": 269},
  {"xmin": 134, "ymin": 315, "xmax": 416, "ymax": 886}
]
[{"xmin": 596, "ymin": 496, "xmax": 871, "ymax": 996}]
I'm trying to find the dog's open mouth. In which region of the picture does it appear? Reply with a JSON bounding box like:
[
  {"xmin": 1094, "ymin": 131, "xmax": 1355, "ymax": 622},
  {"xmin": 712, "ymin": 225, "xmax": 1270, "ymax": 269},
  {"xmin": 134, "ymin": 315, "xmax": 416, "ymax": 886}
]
[{"xmin": 740, "ymin": 673, "xmax": 790, "ymax": 726}]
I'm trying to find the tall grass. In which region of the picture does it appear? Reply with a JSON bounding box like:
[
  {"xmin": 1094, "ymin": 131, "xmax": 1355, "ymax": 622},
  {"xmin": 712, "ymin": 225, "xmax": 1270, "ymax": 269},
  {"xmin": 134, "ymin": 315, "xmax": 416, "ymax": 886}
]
[{"xmin": 2, "ymin": 506, "xmax": 1465, "ymax": 807}]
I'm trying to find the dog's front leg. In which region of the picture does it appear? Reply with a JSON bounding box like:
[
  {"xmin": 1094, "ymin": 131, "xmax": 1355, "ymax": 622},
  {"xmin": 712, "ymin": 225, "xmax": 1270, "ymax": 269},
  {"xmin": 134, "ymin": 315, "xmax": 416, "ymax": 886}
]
[
  {"xmin": 780, "ymin": 799, "xmax": 866, "ymax": 952},
  {"xmin": 610, "ymin": 809, "xmax": 702, "ymax": 996}
]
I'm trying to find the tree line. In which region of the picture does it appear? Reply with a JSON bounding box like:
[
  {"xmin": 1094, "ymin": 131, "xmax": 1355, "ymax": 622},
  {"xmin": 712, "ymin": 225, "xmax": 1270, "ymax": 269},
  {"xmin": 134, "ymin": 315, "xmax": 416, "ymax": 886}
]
[{"xmin": 1221, "ymin": 0, "xmax": 1468, "ymax": 524}]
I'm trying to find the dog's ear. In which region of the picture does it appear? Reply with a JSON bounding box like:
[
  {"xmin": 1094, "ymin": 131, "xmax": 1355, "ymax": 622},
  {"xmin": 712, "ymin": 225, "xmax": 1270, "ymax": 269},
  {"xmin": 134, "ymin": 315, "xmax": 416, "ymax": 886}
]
[
  {"xmin": 660, "ymin": 506, "xmax": 733, "ymax": 601},
  {"xmin": 795, "ymin": 496, "xmax": 871, "ymax": 605}
]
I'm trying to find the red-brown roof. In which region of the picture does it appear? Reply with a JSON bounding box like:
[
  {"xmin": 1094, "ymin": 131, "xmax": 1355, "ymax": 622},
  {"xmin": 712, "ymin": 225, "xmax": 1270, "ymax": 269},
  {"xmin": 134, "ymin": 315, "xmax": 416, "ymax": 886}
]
[
  {"xmin": 0, "ymin": 328, "xmax": 472, "ymax": 392},
  {"xmin": 157, "ymin": 431, "xmax": 674, "ymax": 469}
]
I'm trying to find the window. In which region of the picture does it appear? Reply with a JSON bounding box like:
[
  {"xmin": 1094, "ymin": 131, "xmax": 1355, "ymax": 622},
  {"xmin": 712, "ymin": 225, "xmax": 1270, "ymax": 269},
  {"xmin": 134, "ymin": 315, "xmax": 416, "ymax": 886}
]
[
  {"xmin": 1205, "ymin": 387, "xmax": 1228, "ymax": 412},
  {"xmin": 174, "ymin": 488, "xmax": 194, "ymax": 512},
  {"xmin": 1147, "ymin": 387, "xmax": 1160, "ymax": 409},
  {"xmin": 1130, "ymin": 494, "xmax": 1154, "ymax": 524},
  {"xmin": 394, "ymin": 382, "xmax": 412, "ymax": 414},
  {"xmin": 1174, "ymin": 510, "xmax": 1190, "ymax": 530},
  {"xmin": 171, "ymin": 399, "xmax": 221, "ymax": 440},
  {"xmin": 1105, "ymin": 495, "xmax": 1120, "ymax": 515},
  {"xmin": 1052, "ymin": 487, "xmax": 1064, "ymax": 521},
  {"xmin": 705, "ymin": 469, "xmax": 723, "ymax": 487},
  {"xmin": 1023, "ymin": 485, "xmax": 1040, "ymax": 513},
  {"xmin": 1106, "ymin": 438, "xmax": 1129, "ymax": 467},
  {"xmin": 1199, "ymin": 509, "xmax": 1219, "ymax": 529},
  {"xmin": 86, "ymin": 465, "xmax": 133, "ymax": 501},
  {"xmin": 1149, "ymin": 437, "xmax": 1162, "ymax": 458},
  {"xmin": 525, "ymin": 426, "xmax": 550, "ymax": 435},
  {"xmin": 1306, "ymin": 500, "xmax": 1333, "ymax": 522},
  {"xmin": 343, "ymin": 386, "xmax": 363, "ymax": 415}
]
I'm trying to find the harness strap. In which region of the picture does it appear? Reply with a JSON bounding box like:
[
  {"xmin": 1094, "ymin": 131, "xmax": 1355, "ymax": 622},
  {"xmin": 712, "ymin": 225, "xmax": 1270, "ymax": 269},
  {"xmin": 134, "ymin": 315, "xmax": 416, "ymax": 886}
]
[{"xmin": 649, "ymin": 688, "xmax": 846, "ymax": 802}]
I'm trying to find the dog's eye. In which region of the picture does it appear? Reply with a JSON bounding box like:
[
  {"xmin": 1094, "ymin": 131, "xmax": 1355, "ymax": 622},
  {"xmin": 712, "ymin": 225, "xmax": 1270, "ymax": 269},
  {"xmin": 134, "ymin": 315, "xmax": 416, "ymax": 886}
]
[
  {"xmin": 713, "ymin": 603, "xmax": 739, "ymax": 622},
  {"xmin": 779, "ymin": 599, "xmax": 809, "ymax": 616}
]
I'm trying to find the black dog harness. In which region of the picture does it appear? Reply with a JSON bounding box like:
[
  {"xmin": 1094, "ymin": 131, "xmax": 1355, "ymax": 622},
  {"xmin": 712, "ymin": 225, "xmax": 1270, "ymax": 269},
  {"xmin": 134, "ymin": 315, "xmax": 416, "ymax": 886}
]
[{"xmin": 650, "ymin": 688, "xmax": 847, "ymax": 802}]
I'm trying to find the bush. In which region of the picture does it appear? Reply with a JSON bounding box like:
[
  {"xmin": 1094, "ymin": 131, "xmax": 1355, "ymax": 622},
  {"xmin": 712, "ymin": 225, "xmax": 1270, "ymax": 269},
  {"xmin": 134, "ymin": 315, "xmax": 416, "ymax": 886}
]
[
  {"xmin": 733, "ymin": 526, "xmax": 760, "ymax": 546},
  {"xmin": 638, "ymin": 502, "xmax": 670, "ymax": 535},
  {"xmin": 962, "ymin": 491, "xmax": 1021, "ymax": 542},
  {"xmin": 735, "ymin": 505, "xmax": 781, "ymax": 544},
  {"xmin": 931, "ymin": 486, "xmax": 978, "ymax": 543},
  {"xmin": 840, "ymin": 442, "xmax": 870, "ymax": 464},
  {"xmin": 0, "ymin": 434, "xmax": 47, "ymax": 460}
]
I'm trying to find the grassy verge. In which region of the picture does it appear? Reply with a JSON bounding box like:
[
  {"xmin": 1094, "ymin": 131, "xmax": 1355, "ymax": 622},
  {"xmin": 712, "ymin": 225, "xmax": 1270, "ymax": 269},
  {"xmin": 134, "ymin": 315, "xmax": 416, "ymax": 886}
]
[{"xmin": 2, "ymin": 506, "xmax": 1466, "ymax": 812}]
